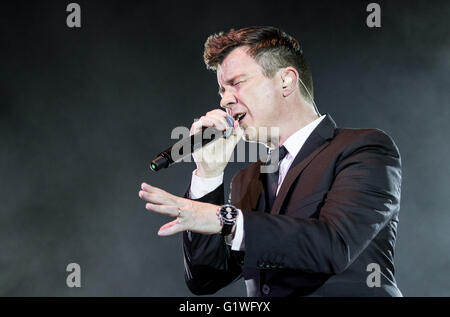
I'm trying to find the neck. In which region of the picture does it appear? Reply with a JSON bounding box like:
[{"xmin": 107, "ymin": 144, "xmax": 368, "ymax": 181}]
[{"xmin": 267, "ymin": 107, "xmax": 320, "ymax": 149}]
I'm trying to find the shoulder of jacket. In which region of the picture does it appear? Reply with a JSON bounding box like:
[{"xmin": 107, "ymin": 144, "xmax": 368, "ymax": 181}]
[{"xmin": 333, "ymin": 127, "xmax": 400, "ymax": 158}]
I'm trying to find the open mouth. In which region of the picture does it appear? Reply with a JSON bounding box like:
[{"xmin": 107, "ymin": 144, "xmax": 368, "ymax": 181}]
[{"xmin": 234, "ymin": 112, "xmax": 247, "ymax": 123}]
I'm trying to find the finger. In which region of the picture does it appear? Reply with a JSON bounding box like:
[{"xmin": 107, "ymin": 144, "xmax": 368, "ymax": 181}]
[
  {"xmin": 206, "ymin": 109, "xmax": 228, "ymax": 118},
  {"xmin": 208, "ymin": 113, "xmax": 232, "ymax": 130},
  {"xmin": 139, "ymin": 190, "xmax": 174, "ymax": 205},
  {"xmin": 206, "ymin": 110, "xmax": 238, "ymax": 139},
  {"xmin": 141, "ymin": 182, "xmax": 168, "ymax": 193},
  {"xmin": 208, "ymin": 112, "xmax": 233, "ymax": 130},
  {"xmin": 140, "ymin": 183, "xmax": 179, "ymax": 203},
  {"xmin": 232, "ymin": 124, "xmax": 244, "ymax": 139},
  {"xmin": 158, "ymin": 219, "xmax": 183, "ymax": 236},
  {"xmin": 145, "ymin": 203, "xmax": 179, "ymax": 217},
  {"xmin": 207, "ymin": 110, "xmax": 232, "ymax": 124},
  {"xmin": 191, "ymin": 116, "xmax": 227, "ymax": 136},
  {"xmin": 190, "ymin": 117, "xmax": 214, "ymax": 135},
  {"xmin": 201, "ymin": 116, "xmax": 228, "ymax": 131}
]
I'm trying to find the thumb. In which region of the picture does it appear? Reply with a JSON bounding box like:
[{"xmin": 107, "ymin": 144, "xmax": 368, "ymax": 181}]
[{"xmin": 231, "ymin": 125, "xmax": 244, "ymax": 143}]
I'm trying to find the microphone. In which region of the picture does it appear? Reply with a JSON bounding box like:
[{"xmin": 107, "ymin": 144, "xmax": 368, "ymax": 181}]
[{"xmin": 150, "ymin": 115, "xmax": 235, "ymax": 171}]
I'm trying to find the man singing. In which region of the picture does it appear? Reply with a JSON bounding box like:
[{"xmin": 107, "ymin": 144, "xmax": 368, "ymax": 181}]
[{"xmin": 138, "ymin": 26, "xmax": 402, "ymax": 297}]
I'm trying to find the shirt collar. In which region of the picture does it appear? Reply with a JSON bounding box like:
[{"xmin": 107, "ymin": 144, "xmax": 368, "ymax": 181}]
[{"xmin": 282, "ymin": 115, "xmax": 326, "ymax": 159}]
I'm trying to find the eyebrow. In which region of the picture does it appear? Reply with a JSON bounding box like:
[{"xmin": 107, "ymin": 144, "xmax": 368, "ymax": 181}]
[{"xmin": 218, "ymin": 74, "xmax": 246, "ymax": 96}]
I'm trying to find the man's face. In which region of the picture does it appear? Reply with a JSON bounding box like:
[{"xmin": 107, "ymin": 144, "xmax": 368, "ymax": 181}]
[{"xmin": 217, "ymin": 46, "xmax": 283, "ymax": 144}]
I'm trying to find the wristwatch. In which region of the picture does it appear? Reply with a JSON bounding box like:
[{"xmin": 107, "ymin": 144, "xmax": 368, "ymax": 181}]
[{"xmin": 217, "ymin": 204, "xmax": 238, "ymax": 236}]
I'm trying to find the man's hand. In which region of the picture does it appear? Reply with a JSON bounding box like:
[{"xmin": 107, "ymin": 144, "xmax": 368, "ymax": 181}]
[
  {"xmin": 138, "ymin": 182, "xmax": 222, "ymax": 236},
  {"xmin": 191, "ymin": 109, "xmax": 243, "ymax": 178}
]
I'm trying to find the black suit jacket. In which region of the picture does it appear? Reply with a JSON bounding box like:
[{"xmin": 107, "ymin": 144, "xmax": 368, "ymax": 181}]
[{"xmin": 183, "ymin": 114, "xmax": 402, "ymax": 297}]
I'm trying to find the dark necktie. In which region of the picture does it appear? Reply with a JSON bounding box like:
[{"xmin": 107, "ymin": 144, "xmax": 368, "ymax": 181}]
[{"xmin": 262, "ymin": 145, "xmax": 288, "ymax": 212}]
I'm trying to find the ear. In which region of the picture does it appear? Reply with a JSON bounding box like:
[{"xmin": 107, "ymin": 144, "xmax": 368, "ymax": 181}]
[{"xmin": 280, "ymin": 67, "xmax": 299, "ymax": 97}]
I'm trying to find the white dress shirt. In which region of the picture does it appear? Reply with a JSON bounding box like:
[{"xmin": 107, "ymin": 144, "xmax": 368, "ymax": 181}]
[{"xmin": 190, "ymin": 115, "xmax": 326, "ymax": 251}]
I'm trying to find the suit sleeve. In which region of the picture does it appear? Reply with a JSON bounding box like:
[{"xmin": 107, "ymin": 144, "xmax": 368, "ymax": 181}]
[
  {"xmin": 242, "ymin": 130, "xmax": 402, "ymax": 274},
  {"xmin": 182, "ymin": 183, "xmax": 243, "ymax": 295}
]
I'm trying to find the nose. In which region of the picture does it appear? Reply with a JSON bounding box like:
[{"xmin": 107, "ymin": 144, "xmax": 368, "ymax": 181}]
[{"xmin": 220, "ymin": 89, "xmax": 237, "ymax": 111}]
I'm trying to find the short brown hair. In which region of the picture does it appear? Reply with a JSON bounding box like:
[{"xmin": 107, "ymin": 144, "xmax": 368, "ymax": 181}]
[{"xmin": 204, "ymin": 26, "xmax": 314, "ymax": 103}]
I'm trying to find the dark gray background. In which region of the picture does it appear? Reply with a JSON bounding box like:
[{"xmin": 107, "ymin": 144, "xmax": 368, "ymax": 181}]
[{"xmin": 0, "ymin": 0, "xmax": 449, "ymax": 296}]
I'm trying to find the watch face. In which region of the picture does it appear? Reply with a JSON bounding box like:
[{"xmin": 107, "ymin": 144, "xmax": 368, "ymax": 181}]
[{"xmin": 221, "ymin": 204, "xmax": 238, "ymax": 225}]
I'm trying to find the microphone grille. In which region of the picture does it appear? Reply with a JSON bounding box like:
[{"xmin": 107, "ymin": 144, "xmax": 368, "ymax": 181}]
[{"xmin": 223, "ymin": 115, "xmax": 235, "ymax": 138}]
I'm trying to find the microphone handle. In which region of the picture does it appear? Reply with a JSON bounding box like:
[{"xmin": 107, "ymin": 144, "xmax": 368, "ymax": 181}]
[{"xmin": 150, "ymin": 116, "xmax": 234, "ymax": 171}]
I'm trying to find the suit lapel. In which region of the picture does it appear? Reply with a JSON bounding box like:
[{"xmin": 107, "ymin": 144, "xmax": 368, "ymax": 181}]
[
  {"xmin": 271, "ymin": 114, "xmax": 337, "ymax": 215},
  {"xmin": 232, "ymin": 161, "xmax": 264, "ymax": 211},
  {"xmin": 248, "ymin": 163, "xmax": 264, "ymax": 210},
  {"xmin": 233, "ymin": 114, "xmax": 337, "ymax": 215}
]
